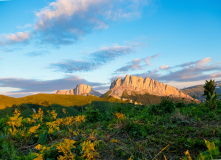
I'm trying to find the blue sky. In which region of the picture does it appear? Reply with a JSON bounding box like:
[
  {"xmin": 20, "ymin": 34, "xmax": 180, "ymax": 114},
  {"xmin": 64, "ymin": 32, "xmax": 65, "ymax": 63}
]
[{"xmin": 0, "ymin": 0, "xmax": 221, "ymax": 97}]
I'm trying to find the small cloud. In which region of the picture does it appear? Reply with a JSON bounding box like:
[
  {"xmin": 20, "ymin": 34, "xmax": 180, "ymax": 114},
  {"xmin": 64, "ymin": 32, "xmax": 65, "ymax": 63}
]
[
  {"xmin": 16, "ymin": 24, "xmax": 32, "ymax": 29},
  {"xmin": 114, "ymin": 54, "xmax": 160, "ymax": 73},
  {"xmin": 160, "ymin": 65, "xmax": 169, "ymax": 70},
  {"xmin": 26, "ymin": 51, "xmax": 49, "ymax": 57},
  {"xmin": 144, "ymin": 54, "xmax": 160, "ymax": 66},
  {"xmin": 0, "ymin": 31, "xmax": 30, "ymax": 45}
]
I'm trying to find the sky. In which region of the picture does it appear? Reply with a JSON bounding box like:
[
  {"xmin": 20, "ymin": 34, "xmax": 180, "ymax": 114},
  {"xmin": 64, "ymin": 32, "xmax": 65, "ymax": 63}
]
[{"xmin": 0, "ymin": 0, "xmax": 221, "ymax": 97}]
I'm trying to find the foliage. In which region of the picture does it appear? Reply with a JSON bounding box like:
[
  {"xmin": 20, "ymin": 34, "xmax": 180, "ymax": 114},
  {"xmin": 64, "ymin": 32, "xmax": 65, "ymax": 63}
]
[
  {"xmin": 0, "ymin": 93, "xmax": 124, "ymax": 109},
  {"xmin": 0, "ymin": 98, "xmax": 221, "ymax": 159},
  {"xmin": 85, "ymin": 106, "xmax": 101, "ymax": 122},
  {"xmin": 202, "ymin": 80, "xmax": 219, "ymax": 109},
  {"xmin": 149, "ymin": 97, "xmax": 175, "ymax": 115}
]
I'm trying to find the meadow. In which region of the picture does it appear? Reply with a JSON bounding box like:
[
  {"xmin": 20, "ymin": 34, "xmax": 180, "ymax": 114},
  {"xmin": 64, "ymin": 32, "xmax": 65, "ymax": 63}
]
[{"xmin": 0, "ymin": 97, "xmax": 221, "ymax": 160}]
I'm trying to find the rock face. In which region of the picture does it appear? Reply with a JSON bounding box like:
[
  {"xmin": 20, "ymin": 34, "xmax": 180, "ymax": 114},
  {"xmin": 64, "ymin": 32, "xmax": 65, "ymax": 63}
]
[
  {"xmin": 55, "ymin": 84, "xmax": 101, "ymax": 97},
  {"xmin": 108, "ymin": 75, "xmax": 193, "ymax": 99}
]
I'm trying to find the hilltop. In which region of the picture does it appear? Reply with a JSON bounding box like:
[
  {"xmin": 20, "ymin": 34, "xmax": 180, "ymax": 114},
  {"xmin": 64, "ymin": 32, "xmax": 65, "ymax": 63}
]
[{"xmin": 0, "ymin": 94, "xmax": 124, "ymax": 110}]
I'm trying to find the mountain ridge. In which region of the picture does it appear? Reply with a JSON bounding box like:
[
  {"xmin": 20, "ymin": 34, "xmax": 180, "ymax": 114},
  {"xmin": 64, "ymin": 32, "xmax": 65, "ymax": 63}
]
[
  {"xmin": 55, "ymin": 84, "xmax": 101, "ymax": 97},
  {"xmin": 107, "ymin": 75, "xmax": 193, "ymax": 100}
]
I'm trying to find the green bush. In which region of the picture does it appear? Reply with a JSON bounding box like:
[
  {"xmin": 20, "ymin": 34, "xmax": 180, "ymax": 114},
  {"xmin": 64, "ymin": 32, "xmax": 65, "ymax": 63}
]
[
  {"xmin": 149, "ymin": 97, "xmax": 175, "ymax": 115},
  {"xmin": 85, "ymin": 106, "xmax": 101, "ymax": 122}
]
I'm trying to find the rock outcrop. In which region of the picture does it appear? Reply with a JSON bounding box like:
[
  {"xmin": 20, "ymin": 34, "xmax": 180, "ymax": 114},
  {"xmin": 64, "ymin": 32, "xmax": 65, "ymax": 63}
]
[
  {"xmin": 55, "ymin": 84, "xmax": 101, "ymax": 97},
  {"xmin": 108, "ymin": 75, "xmax": 193, "ymax": 99}
]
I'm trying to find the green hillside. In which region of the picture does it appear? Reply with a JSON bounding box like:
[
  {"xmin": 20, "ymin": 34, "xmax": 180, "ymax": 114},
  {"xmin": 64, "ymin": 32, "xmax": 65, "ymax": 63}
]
[
  {"xmin": 0, "ymin": 94, "xmax": 124, "ymax": 110},
  {"xmin": 1, "ymin": 98, "xmax": 221, "ymax": 159}
]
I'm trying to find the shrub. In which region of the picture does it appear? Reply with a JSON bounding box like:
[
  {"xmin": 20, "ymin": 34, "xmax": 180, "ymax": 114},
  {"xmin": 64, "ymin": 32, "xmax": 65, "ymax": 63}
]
[
  {"xmin": 85, "ymin": 106, "xmax": 101, "ymax": 122},
  {"xmin": 149, "ymin": 97, "xmax": 175, "ymax": 115},
  {"xmin": 203, "ymin": 80, "xmax": 219, "ymax": 109}
]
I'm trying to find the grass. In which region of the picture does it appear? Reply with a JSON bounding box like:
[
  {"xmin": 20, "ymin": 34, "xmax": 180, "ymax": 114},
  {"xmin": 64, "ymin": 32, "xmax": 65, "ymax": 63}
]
[
  {"xmin": 0, "ymin": 94, "xmax": 125, "ymax": 109},
  {"xmin": 0, "ymin": 96, "xmax": 221, "ymax": 159}
]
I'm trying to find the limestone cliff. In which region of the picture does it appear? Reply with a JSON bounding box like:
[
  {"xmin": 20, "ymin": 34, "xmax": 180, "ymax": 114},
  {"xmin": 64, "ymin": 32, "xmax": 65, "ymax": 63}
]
[
  {"xmin": 55, "ymin": 84, "xmax": 101, "ymax": 97},
  {"xmin": 108, "ymin": 75, "xmax": 193, "ymax": 99}
]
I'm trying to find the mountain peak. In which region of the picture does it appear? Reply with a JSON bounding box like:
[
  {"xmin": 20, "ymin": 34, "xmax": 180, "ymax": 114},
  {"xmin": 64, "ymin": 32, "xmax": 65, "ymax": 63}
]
[
  {"xmin": 55, "ymin": 84, "xmax": 101, "ymax": 97},
  {"xmin": 108, "ymin": 75, "xmax": 193, "ymax": 99}
]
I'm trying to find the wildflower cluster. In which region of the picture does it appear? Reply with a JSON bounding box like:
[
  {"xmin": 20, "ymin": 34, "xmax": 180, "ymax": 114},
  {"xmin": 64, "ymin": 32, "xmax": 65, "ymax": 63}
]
[
  {"xmin": 110, "ymin": 138, "xmax": 118, "ymax": 143},
  {"xmin": 46, "ymin": 121, "xmax": 60, "ymax": 134},
  {"xmin": 114, "ymin": 112, "xmax": 126, "ymax": 120},
  {"xmin": 32, "ymin": 108, "xmax": 44, "ymax": 122},
  {"xmin": 81, "ymin": 140, "xmax": 99, "ymax": 160},
  {"xmin": 7, "ymin": 108, "xmax": 23, "ymax": 135}
]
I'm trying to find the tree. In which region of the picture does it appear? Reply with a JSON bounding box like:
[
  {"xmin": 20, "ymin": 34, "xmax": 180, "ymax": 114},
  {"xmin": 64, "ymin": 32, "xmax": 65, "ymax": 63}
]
[
  {"xmin": 203, "ymin": 80, "xmax": 217, "ymax": 101},
  {"xmin": 203, "ymin": 80, "xmax": 218, "ymax": 109}
]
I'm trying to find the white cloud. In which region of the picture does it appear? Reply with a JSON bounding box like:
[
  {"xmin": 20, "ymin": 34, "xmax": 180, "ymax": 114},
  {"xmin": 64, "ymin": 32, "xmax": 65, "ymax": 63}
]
[
  {"xmin": 5, "ymin": 32, "xmax": 30, "ymax": 42},
  {"xmin": 0, "ymin": 31, "xmax": 30, "ymax": 45},
  {"xmin": 160, "ymin": 65, "xmax": 169, "ymax": 70},
  {"xmin": 144, "ymin": 54, "xmax": 160, "ymax": 66},
  {"xmin": 33, "ymin": 0, "xmax": 148, "ymax": 45},
  {"xmin": 0, "ymin": 0, "xmax": 148, "ymax": 46},
  {"xmin": 51, "ymin": 43, "xmax": 136, "ymax": 72},
  {"xmin": 16, "ymin": 24, "xmax": 32, "ymax": 29}
]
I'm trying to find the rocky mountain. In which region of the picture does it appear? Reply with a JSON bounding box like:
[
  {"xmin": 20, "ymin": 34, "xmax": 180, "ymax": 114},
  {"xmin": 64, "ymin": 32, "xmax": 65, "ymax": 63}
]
[
  {"xmin": 55, "ymin": 84, "xmax": 101, "ymax": 97},
  {"xmin": 107, "ymin": 75, "xmax": 193, "ymax": 100},
  {"xmin": 182, "ymin": 81, "xmax": 221, "ymax": 101}
]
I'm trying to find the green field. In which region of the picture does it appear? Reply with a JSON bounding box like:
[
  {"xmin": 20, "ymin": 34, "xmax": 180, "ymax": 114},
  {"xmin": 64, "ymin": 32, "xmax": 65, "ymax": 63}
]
[
  {"xmin": 0, "ymin": 94, "xmax": 124, "ymax": 110},
  {"xmin": 0, "ymin": 95, "xmax": 221, "ymax": 159}
]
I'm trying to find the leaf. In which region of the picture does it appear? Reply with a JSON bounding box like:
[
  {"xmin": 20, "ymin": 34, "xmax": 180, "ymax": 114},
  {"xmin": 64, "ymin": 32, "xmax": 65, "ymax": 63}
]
[{"xmin": 37, "ymin": 132, "xmax": 48, "ymax": 145}]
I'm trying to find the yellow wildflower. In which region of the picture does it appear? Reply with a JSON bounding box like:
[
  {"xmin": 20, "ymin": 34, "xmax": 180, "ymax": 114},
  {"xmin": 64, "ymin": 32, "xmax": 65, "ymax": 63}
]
[
  {"xmin": 32, "ymin": 108, "xmax": 44, "ymax": 122},
  {"xmin": 35, "ymin": 144, "xmax": 42, "ymax": 150},
  {"xmin": 62, "ymin": 108, "xmax": 66, "ymax": 114},
  {"xmin": 74, "ymin": 115, "xmax": 86, "ymax": 123},
  {"xmin": 81, "ymin": 140, "xmax": 99, "ymax": 159},
  {"xmin": 50, "ymin": 110, "xmax": 57, "ymax": 119},
  {"xmin": 114, "ymin": 112, "xmax": 126, "ymax": 119},
  {"xmin": 28, "ymin": 124, "xmax": 40, "ymax": 134},
  {"xmin": 33, "ymin": 153, "xmax": 44, "ymax": 160},
  {"xmin": 56, "ymin": 139, "xmax": 76, "ymax": 160},
  {"xmin": 46, "ymin": 122, "xmax": 59, "ymax": 134},
  {"xmin": 129, "ymin": 156, "xmax": 133, "ymax": 160},
  {"xmin": 110, "ymin": 138, "xmax": 118, "ymax": 143}
]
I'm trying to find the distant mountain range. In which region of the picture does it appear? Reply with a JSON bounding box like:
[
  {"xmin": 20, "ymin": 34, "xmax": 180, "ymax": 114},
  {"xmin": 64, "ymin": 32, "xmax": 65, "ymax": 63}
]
[
  {"xmin": 55, "ymin": 84, "xmax": 101, "ymax": 97},
  {"xmin": 54, "ymin": 75, "xmax": 195, "ymax": 105},
  {"xmin": 55, "ymin": 75, "xmax": 193, "ymax": 100},
  {"xmin": 0, "ymin": 75, "xmax": 201, "ymax": 109},
  {"xmin": 181, "ymin": 81, "xmax": 221, "ymax": 101}
]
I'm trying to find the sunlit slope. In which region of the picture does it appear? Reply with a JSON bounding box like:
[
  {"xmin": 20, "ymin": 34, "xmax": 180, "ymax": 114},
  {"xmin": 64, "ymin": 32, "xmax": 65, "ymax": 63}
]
[
  {"xmin": 0, "ymin": 94, "xmax": 124, "ymax": 109},
  {"xmin": 0, "ymin": 95, "xmax": 19, "ymax": 109}
]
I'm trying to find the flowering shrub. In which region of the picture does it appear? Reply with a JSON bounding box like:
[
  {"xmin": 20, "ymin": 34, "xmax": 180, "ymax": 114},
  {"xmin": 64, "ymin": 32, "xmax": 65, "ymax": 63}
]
[
  {"xmin": 114, "ymin": 112, "xmax": 126, "ymax": 120},
  {"xmin": 81, "ymin": 140, "xmax": 99, "ymax": 160}
]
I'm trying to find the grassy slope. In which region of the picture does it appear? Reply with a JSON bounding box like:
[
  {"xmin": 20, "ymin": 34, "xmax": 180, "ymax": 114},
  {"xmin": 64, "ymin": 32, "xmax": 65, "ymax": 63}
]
[
  {"xmin": 1, "ymin": 100, "xmax": 221, "ymax": 159},
  {"xmin": 0, "ymin": 94, "xmax": 124, "ymax": 109}
]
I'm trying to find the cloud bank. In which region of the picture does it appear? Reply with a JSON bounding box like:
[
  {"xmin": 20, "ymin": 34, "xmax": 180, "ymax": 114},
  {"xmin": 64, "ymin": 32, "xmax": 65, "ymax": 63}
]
[
  {"xmin": 0, "ymin": 0, "xmax": 148, "ymax": 46},
  {"xmin": 0, "ymin": 76, "xmax": 103, "ymax": 94},
  {"xmin": 134, "ymin": 57, "xmax": 221, "ymax": 83},
  {"xmin": 51, "ymin": 43, "xmax": 139, "ymax": 73}
]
